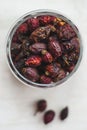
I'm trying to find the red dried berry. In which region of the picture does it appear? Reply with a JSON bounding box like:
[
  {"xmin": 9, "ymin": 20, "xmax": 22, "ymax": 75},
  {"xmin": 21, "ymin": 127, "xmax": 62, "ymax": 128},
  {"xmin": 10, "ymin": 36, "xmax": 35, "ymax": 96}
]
[
  {"xmin": 45, "ymin": 63, "xmax": 60, "ymax": 78},
  {"xmin": 22, "ymin": 67, "xmax": 39, "ymax": 82},
  {"xmin": 59, "ymin": 107, "xmax": 68, "ymax": 120},
  {"xmin": 67, "ymin": 64, "xmax": 75, "ymax": 72},
  {"xmin": 40, "ymin": 75, "xmax": 52, "ymax": 84},
  {"xmin": 44, "ymin": 110, "xmax": 55, "ymax": 124},
  {"xmin": 58, "ymin": 24, "xmax": 76, "ymax": 41},
  {"xmin": 12, "ymin": 32, "xmax": 19, "ymax": 43},
  {"xmin": 42, "ymin": 50, "xmax": 53, "ymax": 63},
  {"xmin": 25, "ymin": 55, "xmax": 42, "ymax": 67},
  {"xmin": 27, "ymin": 18, "xmax": 39, "ymax": 32},
  {"xmin": 35, "ymin": 99, "xmax": 47, "ymax": 115},
  {"xmin": 48, "ymin": 37, "xmax": 62, "ymax": 58},
  {"xmin": 29, "ymin": 43, "xmax": 47, "ymax": 54},
  {"xmin": 17, "ymin": 23, "xmax": 28, "ymax": 34},
  {"xmin": 38, "ymin": 15, "xmax": 56, "ymax": 25}
]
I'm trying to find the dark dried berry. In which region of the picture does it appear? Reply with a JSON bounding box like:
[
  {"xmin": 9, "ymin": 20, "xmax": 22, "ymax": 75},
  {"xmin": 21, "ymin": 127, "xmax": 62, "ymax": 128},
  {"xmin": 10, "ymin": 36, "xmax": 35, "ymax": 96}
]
[
  {"xmin": 67, "ymin": 64, "xmax": 75, "ymax": 72},
  {"xmin": 48, "ymin": 37, "xmax": 62, "ymax": 58},
  {"xmin": 17, "ymin": 23, "xmax": 28, "ymax": 34},
  {"xmin": 27, "ymin": 18, "xmax": 39, "ymax": 32},
  {"xmin": 35, "ymin": 99, "xmax": 47, "ymax": 115},
  {"xmin": 29, "ymin": 43, "xmax": 46, "ymax": 54},
  {"xmin": 59, "ymin": 107, "xmax": 68, "ymax": 120},
  {"xmin": 40, "ymin": 75, "xmax": 52, "ymax": 84},
  {"xmin": 45, "ymin": 63, "xmax": 60, "ymax": 78},
  {"xmin": 22, "ymin": 67, "xmax": 39, "ymax": 82},
  {"xmin": 29, "ymin": 25, "xmax": 56, "ymax": 42},
  {"xmin": 14, "ymin": 59, "xmax": 25, "ymax": 72},
  {"xmin": 62, "ymin": 41, "xmax": 74, "ymax": 52},
  {"xmin": 42, "ymin": 50, "xmax": 53, "ymax": 63},
  {"xmin": 44, "ymin": 110, "xmax": 55, "ymax": 124},
  {"xmin": 25, "ymin": 55, "xmax": 42, "ymax": 67},
  {"xmin": 58, "ymin": 24, "xmax": 76, "ymax": 41},
  {"xmin": 11, "ymin": 43, "xmax": 21, "ymax": 55},
  {"xmin": 53, "ymin": 69, "xmax": 66, "ymax": 82},
  {"xmin": 15, "ymin": 51, "xmax": 24, "ymax": 62},
  {"xmin": 12, "ymin": 32, "xmax": 19, "ymax": 43},
  {"xmin": 22, "ymin": 40, "xmax": 30, "ymax": 56}
]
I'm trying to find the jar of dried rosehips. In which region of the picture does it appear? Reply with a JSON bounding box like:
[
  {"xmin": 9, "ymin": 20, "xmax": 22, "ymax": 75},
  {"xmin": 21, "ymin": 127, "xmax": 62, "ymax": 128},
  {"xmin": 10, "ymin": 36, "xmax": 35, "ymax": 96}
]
[{"xmin": 6, "ymin": 9, "xmax": 83, "ymax": 88}]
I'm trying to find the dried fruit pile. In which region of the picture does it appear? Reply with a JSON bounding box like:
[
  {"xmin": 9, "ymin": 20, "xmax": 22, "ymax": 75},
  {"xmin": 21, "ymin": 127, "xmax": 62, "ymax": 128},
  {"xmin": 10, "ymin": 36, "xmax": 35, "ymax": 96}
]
[{"xmin": 11, "ymin": 15, "xmax": 80, "ymax": 84}]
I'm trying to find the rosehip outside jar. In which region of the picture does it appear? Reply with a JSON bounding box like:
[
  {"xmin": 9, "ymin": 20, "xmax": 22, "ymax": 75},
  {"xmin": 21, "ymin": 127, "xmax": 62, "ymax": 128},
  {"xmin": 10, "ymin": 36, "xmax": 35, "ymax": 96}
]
[{"xmin": 6, "ymin": 9, "xmax": 83, "ymax": 88}]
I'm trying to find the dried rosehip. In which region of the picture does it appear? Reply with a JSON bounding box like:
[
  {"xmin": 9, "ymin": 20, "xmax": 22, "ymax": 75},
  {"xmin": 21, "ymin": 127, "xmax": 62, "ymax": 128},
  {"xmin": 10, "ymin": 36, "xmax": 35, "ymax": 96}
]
[
  {"xmin": 45, "ymin": 63, "xmax": 60, "ymax": 78},
  {"xmin": 15, "ymin": 51, "xmax": 24, "ymax": 62},
  {"xmin": 27, "ymin": 18, "xmax": 39, "ymax": 32},
  {"xmin": 17, "ymin": 23, "xmax": 28, "ymax": 34},
  {"xmin": 59, "ymin": 107, "xmax": 68, "ymax": 120},
  {"xmin": 42, "ymin": 50, "xmax": 53, "ymax": 63},
  {"xmin": 58, "ymin": 24, "xmax": 76, "ymax": 41},
  {"xmin": 40, "ymin": 75, "xmax": 52, "ymax": 84},
  {"xmin": 62, "ymin": 41, "xmax": 74, "ymax": 52},
  {"xmin": 29, "ymin": 43, "xmax": 47, "ymax": 54},
  {"xmin": 25, "ymin": 55, "xmax": 42, "ymax": 67},
  {"xmin": 35, "ymin": 99, "xmax": 47, "ymax": 115},
  {"xmin": 22, "ymin": 67, "xmax": 39, "ymax": 82},
  {"xmin": 48, "ymin": 37, "xmax": 62, "ymax": 58},
  {"xmin": 29, "ymin": 25, "xmax": 56, "ymax": 42},
  {"xmin": 53, "ymin": 69, "xmax": 66, "ymax": 82},
  {"xmin": 22, "ymin": 40, "xmax": 30, "ymax": 56},
  {"xmin": 12, "ymin": 32, "xmax": 19, "ymax": 43},
  {"xmin": 53, "ymin": 17, "xmax": 66, "ymax": 27},
  {"xmin": 38, "ymin": 15, "xmax": 56, "ymax": 26},
  {"xmin": 44, "ymin": 110, "xmax": 55, "ymax": 124},
  {"xmin": 67, "ymin": 64, "xmax": 75, "ymax": 72},
  {"xmin": 14, "ymin": 59, "xmax": 25, "ymax": 72},
  {"xmin": 11, "ymin": 43, "xmax": 21, "ymax": 55}
]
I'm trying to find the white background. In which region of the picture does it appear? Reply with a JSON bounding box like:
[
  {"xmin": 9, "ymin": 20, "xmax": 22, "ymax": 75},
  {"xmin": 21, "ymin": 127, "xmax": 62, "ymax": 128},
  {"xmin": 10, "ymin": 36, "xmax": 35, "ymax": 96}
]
[{"xmin": 0, "ymin": 0, "xmax": 87, "ymax": 130}]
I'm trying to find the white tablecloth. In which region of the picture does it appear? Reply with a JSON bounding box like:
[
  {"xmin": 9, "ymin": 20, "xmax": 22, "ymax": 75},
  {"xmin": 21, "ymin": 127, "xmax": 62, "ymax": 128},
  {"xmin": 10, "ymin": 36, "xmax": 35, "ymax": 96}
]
[{"xmin": 0, "ymin": 0, "xmax": 87, "ymax": 129}]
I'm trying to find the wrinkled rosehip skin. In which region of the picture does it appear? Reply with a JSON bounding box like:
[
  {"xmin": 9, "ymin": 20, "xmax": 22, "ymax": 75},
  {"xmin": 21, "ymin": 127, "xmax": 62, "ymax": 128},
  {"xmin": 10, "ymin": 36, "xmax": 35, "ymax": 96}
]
[
  {"xmin": 48, "ymin": 37, "xmax": 62, "ymax": 58},
  {"xmin": 17, "ymin": 23, "xmax": 28, "ymax": 34},
  {"xmin": 22, "ymin": 67, "xmax": 39, "ymax": 82},
  {"xmin": 40, "ymin": 75, "xmax": 52, "ymax": 84},
  {"xmin": 58, "ymin": 24, "xmax": 76, "ymax": 41},
  {"xmin": 29, "ymin": 25, "xmax": 56, "ymax": 42},
  {"xmin": 42, "ymin": 51, "xmax": 53, "ymax": 63},
  {"xmin": 45, "ymin": 63, "xmax": 60, "ymax": 78},
  {"xmin": 27, "ymin": 18, "xmax": 39, "ymax": 32},
  {"xmin": 25, "ymin": 55, "xmax": 42, "ymax": 67},
  {"xmin": 44, "ymin": 110, "xmax": 55, "ymax": 124},
  {"xmin": 29, "ymin": 43, "xmax": 47, "ymax": 54}
]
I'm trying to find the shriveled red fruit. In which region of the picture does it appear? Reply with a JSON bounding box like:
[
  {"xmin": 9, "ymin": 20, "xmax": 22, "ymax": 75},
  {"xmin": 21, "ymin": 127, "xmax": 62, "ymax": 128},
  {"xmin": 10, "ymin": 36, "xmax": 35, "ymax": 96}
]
[
  {"xmin": 44, "ymin": 110, "xmax": 55, "ymax": 124},
  {"xmin": 58, "ymin": 24, "xmax": 76, "ymax": 41},
  {"xmin": 27, "ymin": 18, "xmax": 39, "ymax": 32},
  {"xmin": 25, "ymin": 55, "xmax": 42, "ymax": 67},
  {"xmin": 42, "ymin": 50, "xmax": 53, "ymax": 63},
  {"xmin": 29, "ymin": 43, "xmax": 47, "ymax": 54},
  {"xmin": 35, "ymin": 99, "xmax": 47, "ymax": 115},
  {"xmin": 40, "ymin": 75, "xmax": 52, "ymax": 84},
  {"xmin": 12, "ymin": 32, "xmax": 18, "ymax": 43},
  {"xmin": 17, "ymin": 23, "xmax": 28, "ymax": 34},
  {"xmin": 29, "ymin": 25, "xmax": 56, "ymax": 42},
  {"xmin": 62, "ymin": 41, "xmax": 74, "ymax": 52},
  {"xmin": 48, "ymin": 37, "xmax": 62, "ymax": 58},
  {"xmin": 67, "ymin": 64, "xmax": 75, "ymax": 72},
  {"xmin": 22, "ymin": 67, "xmax": 39, "ymax": 82},
  {"xmin": 53, "ymin": 69, "xmax": 66, "ymax": 82},
  {"xmin": 45, "ymin": 63, "xmax": 60, "ymax": 78},
  {"xmin": 59, "ymin": 107, "xmax": 68, "ymax": 120},
  {"xmin": 11, "ymin": 43, "xmax": 21, "ymax": 55},
  {"xmin": 38, "ymin": 15, "xmax": 56, "ymax": 25}
]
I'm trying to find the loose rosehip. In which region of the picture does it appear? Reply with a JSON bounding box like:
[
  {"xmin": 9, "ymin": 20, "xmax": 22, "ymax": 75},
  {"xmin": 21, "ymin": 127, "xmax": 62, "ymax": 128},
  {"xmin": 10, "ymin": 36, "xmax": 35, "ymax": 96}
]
[
  {"xmin": 40, "ymin": 75, "xmax": 52, "ymax": 84},
  {"xmin": 48, "ymin": 37, "xmax": 62, "ymax": 58},
  {"xmin": 58, "ymin": 24, "xmax": 76, "ymax": 41},
  {"xmin": 22, "ymin": 67, "xmax": 39, "ymax": 82},
  {"xmin": 29, "ymin": 25, "xmax": 56, "ymax": 42},
  {"xmin": 44, "ymin": 110, "xmax": 55, "ymax": 124},
  {"xmin": 35, "ymin": 99, "xmax": 47, "ymax": 115},
  {"xmin": 42, "ymin": 50, "xmax": 53, "ymax": 63},
  {"xmin": 29, "ymin": 43, "xmax": 47, "ymax": 54},
  {"xmin": 25, "ymin": 55, "xmax": 42, "ymax": 67},
  {"xmin": 27, "ymin": 18, "xmax": 39, "ymax": 32},
  {"xmin": 17, "ymin": 23, "xmax": 28, "ymax": 34},
  {"xmin": 59, "ymin": 107, "xmax": 69, "ymax": 120},
  {"xmin": 45, "ymin": 63, "xmax": 60, "ymax": 78}
]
